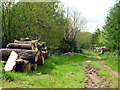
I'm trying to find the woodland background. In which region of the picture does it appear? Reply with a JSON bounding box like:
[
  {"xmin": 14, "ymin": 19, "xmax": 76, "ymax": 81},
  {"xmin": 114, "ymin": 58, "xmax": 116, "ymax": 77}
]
[{"xmin": 1, "ymin": 1, "xmax": 120, "ymax": 55}]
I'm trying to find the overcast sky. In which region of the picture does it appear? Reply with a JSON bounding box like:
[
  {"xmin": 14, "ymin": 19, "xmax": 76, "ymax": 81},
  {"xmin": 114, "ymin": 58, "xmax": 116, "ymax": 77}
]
[{"xmin": 60, "ymin": 0, "xmax": 116, "ymax": 33}]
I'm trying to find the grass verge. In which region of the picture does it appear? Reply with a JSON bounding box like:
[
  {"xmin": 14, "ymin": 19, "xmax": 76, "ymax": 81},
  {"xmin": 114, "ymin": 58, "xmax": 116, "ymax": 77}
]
[
  {"xmin": 83, "ymin": 49, "xmax": 118, "ymax": 88},
  {"xmin": 1, "ymin": 53, "xmax": 88, "ymax": 88},
  {"xmin": 84, "ymin": 49, "xmax": 118, "ymax": 71},
  {"xmin": 95, "ymin": 51, "xmax": 118, "ymax": 72},
  {"xmin": 90, "ymin": 62, "xmax": 118, "ymax": 88}
]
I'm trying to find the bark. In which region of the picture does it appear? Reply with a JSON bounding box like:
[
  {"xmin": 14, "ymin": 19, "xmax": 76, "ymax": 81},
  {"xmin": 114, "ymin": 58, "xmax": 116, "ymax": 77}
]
[
  {"xmin": 31, "ymin": 64, "xmax": 37, "ymax": 71},
  {"xmin": 15, "ymin": 59, "xmax": 31, "ymax": 72},
  {"xmin": 14, "ymin": 40, "xmax": 38, "ymax": 44},
  {"xmin": 0, "ymin": 49, "xmax": 40, "ymax": 63},
  {"xmin": 6, "ymin": 43, "xmax": 32, "ymax": 49},
  {"xmin": 37, "ymin": 55, "xmax": 44, "ymax": 65}
]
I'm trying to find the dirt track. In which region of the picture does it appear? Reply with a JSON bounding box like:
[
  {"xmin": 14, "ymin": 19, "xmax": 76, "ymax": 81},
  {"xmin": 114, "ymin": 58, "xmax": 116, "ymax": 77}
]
[
  {"xmin": 81, "ymin": 52, "xmax": 118, "ymax": 88},
  {"xmin": 93, "ymin": 53, "xmax": 118, "ymax": 77},
  {"xmin": 83, "ymin": 63, "xmax": 112, "ymax": 88}
]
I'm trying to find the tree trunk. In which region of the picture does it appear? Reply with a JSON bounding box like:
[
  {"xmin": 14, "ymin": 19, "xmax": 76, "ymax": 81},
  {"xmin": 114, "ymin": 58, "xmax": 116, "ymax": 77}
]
[
  {"xmin": 0, "ymin": 49, "xmax": 40, "ymax": 63},
  {"xmin": 6, "ymin": 43, "xmax": 32, "ymax": 49}
]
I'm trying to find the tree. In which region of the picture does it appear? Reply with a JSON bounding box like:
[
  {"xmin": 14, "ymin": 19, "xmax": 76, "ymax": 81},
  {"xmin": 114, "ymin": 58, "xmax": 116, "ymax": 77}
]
[
  {"xmin": 2, "ymin": 1, "xmax": 66, "ymax": 50},
  {"xmin": 75, "ymin": 31, "xmax": 92, "ymax": 49},
  {"xmin": 98, "ymin": 29, "xmax": 108, "ymax": 46},
  {"xmin": 59, "ymin": 8, "xmax": 87, "ymax": 52},
  {"xmin": 91, "ymin": 28, "xmax": 100, "ymax": 46},
  {"xmin": 2, "ymin": 1, "xmax": 15, "ymax": 47},
  {"xmin": 103, "ymin": 2, "xmax": 120, "ymax": 53}
]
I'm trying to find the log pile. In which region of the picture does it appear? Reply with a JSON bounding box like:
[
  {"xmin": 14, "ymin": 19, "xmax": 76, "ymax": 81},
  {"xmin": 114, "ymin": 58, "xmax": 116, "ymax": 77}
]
[
  {"xmin": 0, "ymin": 38, "xmax": 48, "ymax": 72},
  {"xmin": 90, "ymin": 45, "xmax": 109, "ymax": 54}
]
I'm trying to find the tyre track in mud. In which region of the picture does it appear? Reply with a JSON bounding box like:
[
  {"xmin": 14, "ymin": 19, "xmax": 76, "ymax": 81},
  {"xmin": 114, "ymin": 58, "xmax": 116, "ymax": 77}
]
[
  {"xmin": 82, "ymin": 63, "xmax": 112, "ymax": 88},
  {"xmin": 81, "ymin": 53, "xmax": 114, "ymax": 88}
]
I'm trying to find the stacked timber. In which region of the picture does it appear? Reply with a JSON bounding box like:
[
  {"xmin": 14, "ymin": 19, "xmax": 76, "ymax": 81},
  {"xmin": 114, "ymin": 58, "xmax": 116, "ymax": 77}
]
[
  {"xmin": 0, "ymin": 38, "xmax": 48, "ymax": 72},
  {"xmin": 90, "ymin": 45, "xmax": 109, "ymax": 54}
]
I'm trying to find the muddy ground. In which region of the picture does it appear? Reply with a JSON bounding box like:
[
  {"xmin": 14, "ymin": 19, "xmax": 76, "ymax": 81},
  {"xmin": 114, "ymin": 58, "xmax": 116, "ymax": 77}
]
[
  {"xmin": 82, "ymin": 63, "xmax": 112, "ymax": 88},
  {"xmin": 78, "ymin": 53, "xmax": 118, "ymax": 88}
]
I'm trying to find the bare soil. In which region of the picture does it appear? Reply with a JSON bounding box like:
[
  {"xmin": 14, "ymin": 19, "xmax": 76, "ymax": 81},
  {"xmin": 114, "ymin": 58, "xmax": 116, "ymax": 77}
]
[
  {"xmin": 80, "ymin": 53, "xmax": 119, "ymax": 88},
  {"xmin": 82, "ymin": 63, "xmax": 112, "ymax": 88}
]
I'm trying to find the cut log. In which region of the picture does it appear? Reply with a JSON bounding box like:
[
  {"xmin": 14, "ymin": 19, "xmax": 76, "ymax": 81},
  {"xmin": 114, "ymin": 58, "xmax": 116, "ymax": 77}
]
[
  {"xmin": 41, "ymin": 55, "xmax": 44, "ymax": 65},
  {"xmin": 15, "ymin": 59, "xmax": 31, "ymax": 72},
  {"xmin": 15, "ymin": 59, "xmax": 23, "ymax": 64},
  {"xmin": 6, "ymin": 43, "xmax": 32, "ymax": 49},
  {"xmin": 42, "ymin": 47, "xmax": 47, "ymax": 51},
  {"xmin": 24, "ymin": 38, "xmax": 31, "ymax": 41},
  {"xmin": 14, "ymin": 40, "xmax": 38, "ymax": 44},
  {"xmin": 14, "ymin": 39, "xmax": 45, "ymax": 50},
  {"xmin": 20, "ymin": 38, "xmax": 25, "ymax": 41},
  {"xmin": 22, "ymin": 60, "xmax": 31, "ymax": 72},
  {"xmin": 14, "ymin": 40, "xmax": 19, "ymax": 43},
  {"xmin": 37, "ymin": 55, "xmax": 44, "ymax": 65},
  {"xmin": 38, "ymin": 42, "xmax": 46, "ymax": 48},
  {"xmin": 35, "ymin": 51, "xmax": 40, "ymax": 62},
  {"xmin": 0, "ymin": 49, "xmax": 40, "ymax": 63},
  {"xmin": 20, "ymin": 38, "xmax": 31, "ymax": 41},
  {"xmin": 31, "ymin": 42, "xmax": 35, "ymax": 50},
  {"xmin": 18, "ymin": 51, "xmax": 40, "ymax": 64},
  {"xmin": 31, "ymin": 64, "xmax": 37, "ymax": 71},
  {"xmin": 35, "ymin": 42, "xmax": 38, "ymax": 50},
  {"xmin": 4, "ymin": 51, "xmax": 18, "ymax": 71},
  {"xmin": 42, "ymin": 51, "xmax": 48, "ymax": 59}
]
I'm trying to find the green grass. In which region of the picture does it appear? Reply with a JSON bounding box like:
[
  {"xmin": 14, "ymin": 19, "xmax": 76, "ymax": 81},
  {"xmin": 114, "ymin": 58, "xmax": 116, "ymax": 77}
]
[
  {"xmin": 83, "ymin": 49, "xmax": 98, "ymax": 61},
  {"xmin": 94, "ymin": 51, "xmax": 118, "ymax": 71},
  {"xmin": 84, "ymin": 49, "xmax": 118, "ymax": 72},
  {"xmin": 1, "ymin": 53, "xmax": 88, "ymax": 88},
  {"xmin": 1, "ymin": 49, "xmax": 118, "ymax": 88},
  {"xmin": 0, "ymin": 62, "xmax": 2, "ymax": 89},
  {"xmin": 90, "ymin": 62, "xmax": 118, "ymax": 88},
  {"xmin": 83, "ymin": 49, "xmax": 118, "ymax": 88}
]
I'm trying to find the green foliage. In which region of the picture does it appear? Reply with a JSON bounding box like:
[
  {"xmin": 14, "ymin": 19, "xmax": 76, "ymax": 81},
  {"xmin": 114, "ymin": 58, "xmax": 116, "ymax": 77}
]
[
  {"xmin": 97, "ymin": 51, "xmax": 119, "ymax": 71},
  {"xmin": 97, "ymin": 29, "xmax": 108, "ymax": 46},
  {"xmin": 59, "ymin": 38, "xmax": 77, "ymax": 53},
  {"xmin": 91, "ymin": 28, "xmax": 100, "ymax": 46},
  {"xmin": 2, "ymin": 71, "xmax": 15, "ymax": 81},
  {"xmin": 103, "ymin": 2, "xmax": 120, "ymax": 53},
  {"xmin": 2, "ymin": 2, "xmax": 65, "ymax": 49},
  {"xmin": 2, "ymin": 1, "xmax": 87, "ymax": 52},
  {"xmin": 76, "ymin": 32, "xmax": 92, "ymax": 49},
  {"xmin": 92, "ymin": 2, "xmax": 120, "ymax": 55}
]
